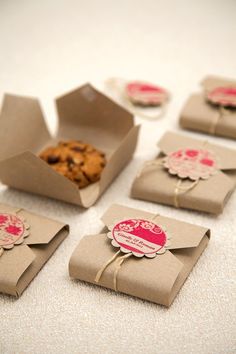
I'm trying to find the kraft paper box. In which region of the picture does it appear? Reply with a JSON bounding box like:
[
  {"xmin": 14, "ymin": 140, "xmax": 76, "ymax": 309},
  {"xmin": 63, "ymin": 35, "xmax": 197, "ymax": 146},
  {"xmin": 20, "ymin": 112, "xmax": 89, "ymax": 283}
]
[
  {"xmin": 0, "ymin": 84, "xmax": 140, "ymax": 207},
  {"xmin": 0, "ymin": 203, "xmax": 69, "ymax": 297},
  {"xmin": 179, "ymin": 76, "xmax": 236, "ymax": 139},
  {"xmin": 131, "ymin": 131, "xmax": 236, "ymax": 214},
  {"xmin": 69, "ymin": 204, "xmax": 210, "ymax": 307}
]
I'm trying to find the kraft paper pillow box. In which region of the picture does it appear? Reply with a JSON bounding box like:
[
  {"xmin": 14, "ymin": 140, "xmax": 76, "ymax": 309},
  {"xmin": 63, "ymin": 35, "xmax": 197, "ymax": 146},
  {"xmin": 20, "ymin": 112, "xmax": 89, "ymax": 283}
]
[
  {"xmin": 69, "ymin": 204, "xmax": 210, "ymax": 307},
  {"xmin": 131, "ymin": 131, "xmax": 236, "ymax": 214},
  {"xmin": 0, "ymin": 203, "xmax": 69, "ymax": 297},
  {"xmin": 0, "ymin": 84, "xmax": 139, "ymax": 207},
  {"xmin": 179, "ymin": 75, "xmax": 236, "ymax": 139}
]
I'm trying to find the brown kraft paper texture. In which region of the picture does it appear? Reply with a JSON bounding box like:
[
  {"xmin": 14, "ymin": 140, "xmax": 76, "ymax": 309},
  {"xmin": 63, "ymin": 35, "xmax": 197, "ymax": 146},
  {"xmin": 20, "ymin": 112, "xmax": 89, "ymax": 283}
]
[
  {"xmin": 131, "ymin": 131, "xmax": 236, "ymax": 214},
  {"xmin": 0, "ymin": 203, "xmax": 69, "ymax": 297},
  {"xmin": 69, "ymin": 204, "xmax": 210, "ymax": 307},
  {"xmin": 179, "ymin": 75, "xmax": 236, "ymax": 139},
  {"xmin": 0, "ymin": 84, "xmax": 140, "ymax": 207}
]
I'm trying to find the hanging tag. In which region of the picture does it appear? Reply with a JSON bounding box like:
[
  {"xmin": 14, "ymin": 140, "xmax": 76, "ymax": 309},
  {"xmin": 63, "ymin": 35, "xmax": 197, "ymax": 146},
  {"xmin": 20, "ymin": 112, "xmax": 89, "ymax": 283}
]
[
  {"xmin": 163, "ymin": 148, "xmax": 219, "ymax": 181},
  {"xmin": 107, "ymin": 218, "xmax": 171, "ymax": 258},
  {"xmin": 0, "ymin": 213, "xmax": 30, "ymax": 252}
]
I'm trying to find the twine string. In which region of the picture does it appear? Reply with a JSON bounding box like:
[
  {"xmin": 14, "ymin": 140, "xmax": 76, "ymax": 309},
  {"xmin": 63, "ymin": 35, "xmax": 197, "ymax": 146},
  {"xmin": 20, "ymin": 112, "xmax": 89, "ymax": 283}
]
[
  {"xmin": 136, "ymin": 159, "xmax": 163, "ymax": 179},
  {"xmin": 94, "ymin": 250, "xmax": 121, "ymax": 283},
  {"xmin": 209, "ymin": 105, "xmax": 230, "ymax": 135},
  {"xmin": 113, "ymin": 253, "xmax": 133, "ymax": 291},
  {"xmin": 15, "ymin": 208, "xmax": 22, "ymax": 214},
  {"xmin": 95, "ymin": 212, "xmax": 160, "ymax": 291},
  {"xmin": 174, "ymin": 179, "xmax": 199, "ymax": 208},
  {"xmin": 123, "ymin": 95, "xmax": 167, "ymax": 120}
]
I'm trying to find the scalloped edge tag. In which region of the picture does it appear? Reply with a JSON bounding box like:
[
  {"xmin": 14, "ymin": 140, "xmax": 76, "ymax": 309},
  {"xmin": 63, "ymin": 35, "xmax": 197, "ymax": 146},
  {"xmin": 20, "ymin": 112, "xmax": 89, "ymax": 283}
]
[
  {"xmin": 107, "ymin": 218, "xmax": 171, "ymax": 258},
  {"xmin": 0, "ymin": 213, "xmax": 30, "ymax": 250}
]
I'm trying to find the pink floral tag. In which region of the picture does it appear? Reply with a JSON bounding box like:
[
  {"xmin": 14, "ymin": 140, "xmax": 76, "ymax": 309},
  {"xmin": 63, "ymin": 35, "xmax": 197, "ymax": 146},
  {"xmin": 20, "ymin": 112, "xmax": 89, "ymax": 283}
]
[
  {"xmin": 125, "ymin": 81, "xmax": 169, "ymax": 106},
  {"xmin": 107, "ymin": 219, "xmax": 171, "ymax": 258},
  {"xmin": 0, "ymin": 213, "xmax": 30, "ymax": 250},
  {"xmin": 206, "ymin": 87, "xmax": 236, "ymax": 107},
  {"xmin": 163, "ymin": 148, "xmax": 218, "ymax": 181}
]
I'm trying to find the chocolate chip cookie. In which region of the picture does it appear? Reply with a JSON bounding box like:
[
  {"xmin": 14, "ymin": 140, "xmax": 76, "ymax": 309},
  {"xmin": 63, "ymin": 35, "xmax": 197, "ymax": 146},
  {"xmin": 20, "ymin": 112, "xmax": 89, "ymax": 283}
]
[{"xmin": 39, "ymin": 140, "xmax": 106, "ymax": 188}]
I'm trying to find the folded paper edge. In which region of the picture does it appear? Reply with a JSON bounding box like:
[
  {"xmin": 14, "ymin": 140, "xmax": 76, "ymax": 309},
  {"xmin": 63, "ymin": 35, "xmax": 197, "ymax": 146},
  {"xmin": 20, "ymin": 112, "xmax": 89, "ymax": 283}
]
[
  {"xmin": 101, "ymin": 203, "xmax": 210, "ymax": 249},
  {"xmin": 14, "ymin": 226, "xmax": 69, "ymax": 297},
  {"xmin": 167, "ymin": 233, "xmax": 209, "ymax": 306}
]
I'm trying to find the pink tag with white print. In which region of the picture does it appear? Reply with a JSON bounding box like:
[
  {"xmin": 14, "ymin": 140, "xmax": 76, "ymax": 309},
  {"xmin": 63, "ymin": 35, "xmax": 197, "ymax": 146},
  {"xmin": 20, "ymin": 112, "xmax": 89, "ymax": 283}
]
[
  {"xmin": 125, "ymin": 81, "xmax": 169, "ymax": 106},
  {"xmin": 107, "ymin": 219, "xmax": 171, "ymax": 258},
  {"xmin": 0, "ymin": 213, "xmax": 30, "ymax": 250},
  {"xmin": 207, "ymin": 87, "xmax": 236, "ymax": 107},
  {"xmin": 163, "ymin": 148, "xmax": 218, "ymax": 181}
]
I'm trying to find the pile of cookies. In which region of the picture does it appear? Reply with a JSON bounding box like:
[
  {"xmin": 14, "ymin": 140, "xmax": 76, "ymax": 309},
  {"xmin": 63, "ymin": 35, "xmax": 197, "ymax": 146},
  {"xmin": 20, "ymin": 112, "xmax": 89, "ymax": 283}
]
[{"xmin": 39, "ymin": 140, "xmax": 106, "ymax": 188}]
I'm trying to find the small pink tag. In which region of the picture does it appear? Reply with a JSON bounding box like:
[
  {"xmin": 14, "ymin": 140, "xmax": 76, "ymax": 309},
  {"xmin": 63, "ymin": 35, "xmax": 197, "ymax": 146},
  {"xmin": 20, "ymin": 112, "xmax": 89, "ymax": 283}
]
[
  {"xmin": 0, "ymin": 213, "xmax": 30, "ymax": 250},
  {"xmin": 207, "ymin": 86, "xmax": 236, "ymax": 107},
  {"xmin": 125, "ymin": 81, "xmax": 168, "ymax": 106},
  {"xmin": 163, "ymin": 148, "xmax": 218, "ymax": 181},
  {"xmin": 107, "ymin": 219, "xmax": 171, "ymax": 258}
]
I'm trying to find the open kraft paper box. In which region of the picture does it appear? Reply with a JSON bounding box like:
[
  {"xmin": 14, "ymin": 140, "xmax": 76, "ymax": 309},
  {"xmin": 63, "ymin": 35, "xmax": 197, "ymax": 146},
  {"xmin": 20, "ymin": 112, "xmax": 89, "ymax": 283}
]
[{"xmin": 0, "ymin": 84, "xmax": 140, "ymax": 207}]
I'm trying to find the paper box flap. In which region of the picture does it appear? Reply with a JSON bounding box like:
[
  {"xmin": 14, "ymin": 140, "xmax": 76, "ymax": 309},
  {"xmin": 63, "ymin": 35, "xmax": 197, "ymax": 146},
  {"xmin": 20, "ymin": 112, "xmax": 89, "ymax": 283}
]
[
  {"xmin": 0, "ymin": 94, "xmax": 51, "ymax": 160},
  {"xmin": 56, "ymin": 84, "xmax": 134, "ymax": 149},
  {"xmin": 201, "ymin": 75, "xmax": 236, "ymax": 91},
  {"xmin": 0, "ymin": 203, "xmax": 69, "ymax": 245},
  {"xmin": 0, "ymin": 152, "xmax": 82, "ymax": 205},
  {"xmin": 101, "ymin": 204, "xmax": 210, "ymax": 249},
  {"xmin": 158, "ymin": 131, "xmax": 236, "ymax": 170},
  {"xmin": 24, "ymin": 215, "xmax": 69, "ymax": 245},
  {"xmin": 0, "ymin": 245, "xmax": 35, "ymax": 295}
]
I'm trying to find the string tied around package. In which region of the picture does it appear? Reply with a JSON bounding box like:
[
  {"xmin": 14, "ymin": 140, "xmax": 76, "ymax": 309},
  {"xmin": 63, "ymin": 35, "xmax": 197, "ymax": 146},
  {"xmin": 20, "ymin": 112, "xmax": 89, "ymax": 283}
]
[
  {"xmin": 94, "ymin": 213, "xmax": 172, "ymax": 292},
  {"xmin": 206, "ymin": 86, "xmax": 236, "ymax": 135},
  {"xmin": 137, "ymin": 141, "xmax": 219, "ymax": 209}
]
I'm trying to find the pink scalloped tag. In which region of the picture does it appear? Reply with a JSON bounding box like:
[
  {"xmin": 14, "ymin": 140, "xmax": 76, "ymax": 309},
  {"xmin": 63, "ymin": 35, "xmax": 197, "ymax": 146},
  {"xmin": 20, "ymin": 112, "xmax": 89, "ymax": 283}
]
[
  {"xmin": 163, "ymin": 148, "xmax": 218, "ymax": 181},
  {"xmin": 0, "ymin": 213, "xmax": 30, "ymax": 250},
  {"xmin": 125, "ymin": 81, "xmax": 169, "ymax": 106},
  {"xmin": 107, "ymin": 219, "xmax": 171, "ymax": 258},
  {"xmin": 207, "ymin": 87, "xmax": 236, "ymax": 107}
]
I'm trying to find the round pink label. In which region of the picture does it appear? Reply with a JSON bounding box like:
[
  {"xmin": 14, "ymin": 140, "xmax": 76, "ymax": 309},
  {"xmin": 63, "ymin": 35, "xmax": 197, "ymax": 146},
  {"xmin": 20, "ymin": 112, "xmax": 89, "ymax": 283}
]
[
  {"xmin": 125, "ymin": 81, "xmax": 168, "ymax": 106},
  {"xmin": 108, "ymin": 219, "xmax": 170, "ymax": 258},
  {"xmin": 163, "ymin": 148, "xmax": 218, "ymax": 181},
  {"xmin": 207, "ymin": 86, "xmax": 236, "ymax": 107},
  {"xmin": 0, "ymin": 213, "xmax": 29, "ymax": 249}
]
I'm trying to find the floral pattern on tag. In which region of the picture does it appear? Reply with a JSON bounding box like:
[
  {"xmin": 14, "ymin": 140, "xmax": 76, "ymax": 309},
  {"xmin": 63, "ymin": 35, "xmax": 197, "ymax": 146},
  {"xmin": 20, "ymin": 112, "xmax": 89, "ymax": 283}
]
[
  {"xmin": 107, "ymin": 218, "xmax": 171, "ymax": 258},
  {"xmin": 125, "ymin": 81, "xmax": 169, "ymax": 106},
  {"xmin": 0, "ymin": 213, "xmax": 30, "ymax": 250},
  {"xmin": 163, "ymin": 148, "xmax": 218, "ymax": 181},
  {"xmin": 206, "ymin": 87, "xmax": 236, "ymax": 107}
]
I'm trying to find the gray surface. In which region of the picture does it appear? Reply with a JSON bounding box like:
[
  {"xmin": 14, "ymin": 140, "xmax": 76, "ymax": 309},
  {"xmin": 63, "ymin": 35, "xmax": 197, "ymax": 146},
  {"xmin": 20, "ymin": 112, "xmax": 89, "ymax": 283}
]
[{"xmin": 0, "ymin": 1, "xmax": 236, "ymax": 353}]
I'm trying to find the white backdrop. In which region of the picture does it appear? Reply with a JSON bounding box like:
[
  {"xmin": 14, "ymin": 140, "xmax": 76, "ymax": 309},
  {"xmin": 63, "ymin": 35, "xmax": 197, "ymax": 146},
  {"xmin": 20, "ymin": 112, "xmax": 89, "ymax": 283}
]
[{"xmin": 0, "ymin": 1, "xmax": 236, "ymax": 353}]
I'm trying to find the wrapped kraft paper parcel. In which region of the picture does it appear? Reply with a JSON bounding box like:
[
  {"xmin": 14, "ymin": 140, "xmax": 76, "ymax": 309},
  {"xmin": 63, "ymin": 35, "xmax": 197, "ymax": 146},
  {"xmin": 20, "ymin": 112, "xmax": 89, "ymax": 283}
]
[
  {"xmin": 131, "ymin": 131, "xmax": 236, "ymax": 214},
  {"xmin": 179, "ymin": 75, "xmax": 236, "ymax": 139},
  {"xmin": 0, "ymin": 203, "xmax": 69, "ymax": 297},
  {"xmin": 0, "ymin": 84, "xmax": 139, "ymax": 207},
  {"xmin": 69, "ymin": 204, "xmax": 210, "ymax": 307}
]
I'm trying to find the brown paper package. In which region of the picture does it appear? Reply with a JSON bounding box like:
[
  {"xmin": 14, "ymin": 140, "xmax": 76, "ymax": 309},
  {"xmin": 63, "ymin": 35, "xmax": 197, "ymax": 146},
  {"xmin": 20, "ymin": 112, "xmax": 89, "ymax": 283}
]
[
  {"xmin": 131, "ymin": 131, "xmax": 236, "ymax": 214},
  {"xmin": 179, "ymin": 76, "xmax": 236, "ymax": 139},
  {"xmin": 0, "ymin": 203, "xmax": 69, "ymax": 297},
  {"xmin": 69, "ymin": 204, "xmax": 210, "ymax": 307},
  {"xmin": 0, "ymin": 84, "xmax": 140, "ymax": 207}
]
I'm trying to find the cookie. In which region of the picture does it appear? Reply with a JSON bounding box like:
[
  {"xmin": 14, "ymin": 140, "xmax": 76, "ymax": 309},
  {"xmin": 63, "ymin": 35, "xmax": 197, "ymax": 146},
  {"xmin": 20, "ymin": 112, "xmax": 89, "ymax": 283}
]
[{"xmin": 39, "ymin": 140, "xmax": 106, "ymax": 189}]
